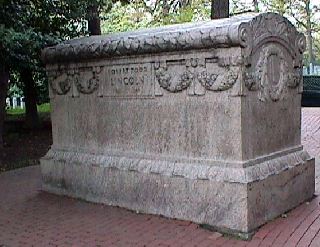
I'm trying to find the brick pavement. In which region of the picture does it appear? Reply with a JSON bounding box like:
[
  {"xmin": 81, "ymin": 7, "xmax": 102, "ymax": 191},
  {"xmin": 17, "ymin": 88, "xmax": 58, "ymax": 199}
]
[
  {"xmin": 302, "ymin": 108, "xmax": 320, "ymax": 196},
  {"xmin": 302, "ymin": 108, "xmax": 320, "ymax": 159},
  {"xmin": 1, "ymin": 107, "xmax": 320, "ymax": 247}
]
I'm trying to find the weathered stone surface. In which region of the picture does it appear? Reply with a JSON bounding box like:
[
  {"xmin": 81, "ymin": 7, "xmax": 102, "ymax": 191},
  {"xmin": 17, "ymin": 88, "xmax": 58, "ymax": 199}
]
[
  {"xmin": 41, "ymin": 12, "xmax": 314, "ymax": 236},
  {"xmin": 41, "ymin": 149, "xmax": 314, "ymax": 234}
]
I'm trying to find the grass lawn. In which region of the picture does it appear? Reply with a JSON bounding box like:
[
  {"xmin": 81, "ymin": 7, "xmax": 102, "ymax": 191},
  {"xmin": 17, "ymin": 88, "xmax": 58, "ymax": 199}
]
[
  {"xmin": 6, "ymin": 103, "xmax": 50, "ymax": 114},
  {"xmin": 5, "ymin": 103, "xmax": 51, "ymax": 121}
]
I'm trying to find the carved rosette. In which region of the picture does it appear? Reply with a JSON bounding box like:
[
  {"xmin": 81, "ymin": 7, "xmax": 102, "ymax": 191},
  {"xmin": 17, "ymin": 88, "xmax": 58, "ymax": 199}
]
[
  {"xmin": 198, "ymin": 70, "xmax": 218, "ymax": 89},
  {"xmin": 154, "ymin": 65, "xmax": 173, "ymax": 91},
  {"xmin": 287, "ymin": 68, "xmax": 302, "ymax": 88}
]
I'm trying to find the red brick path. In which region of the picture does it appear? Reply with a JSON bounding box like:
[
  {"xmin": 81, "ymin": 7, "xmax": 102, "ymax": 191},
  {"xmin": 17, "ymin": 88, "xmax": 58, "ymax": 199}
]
[
  {"xmin": 1, "ymin": 108, "xmax": 320, "ymax": 247},
  {"xmin": 302, "ymin": 108, "xmax": 320, "ymax": 159}
]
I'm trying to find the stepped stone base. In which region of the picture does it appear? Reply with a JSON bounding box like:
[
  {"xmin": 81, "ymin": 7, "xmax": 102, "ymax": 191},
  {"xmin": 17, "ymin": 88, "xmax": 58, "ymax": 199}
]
[{"xmin": 41, "ymin": 148, "xmax": 315, "ymax": 236}]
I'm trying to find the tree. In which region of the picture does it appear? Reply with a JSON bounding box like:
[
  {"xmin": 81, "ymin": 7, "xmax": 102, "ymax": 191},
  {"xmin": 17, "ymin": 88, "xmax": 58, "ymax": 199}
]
[
  {"xmin": 87, "ymin": 0, "xmax": 112, "ymax": 35},
  {"xmin": 101, "ymin": 0, "xmax": 211, "ymax": 33},
  {"xmin": 253, "ymin": 0, "xmax": 259, "ymax": 12},
  {"xmin": 88, "ymin": 3, "xmax": 102, "ymax": 35},
  {"xmin": 21, "ymin": 69, "xmax": 40, "ymax": 128},
  {"xmin": 211, "ymin": 0, "xmax": 229, "ymax": 19},
  {"xmin": 0, "ymin": 0, "xmax": 93, "ymax": 149},
  {"xmin": 305, "ymin": 0, "xmax": 314, "ymax": 70},
  {"xmin": 0, "ymin": 65, "xmax": 9, "ymax": 154},
  {"xmin": 259, "ymin": 0, "xmax": 319, "ymax": 69},
  {"xmin": 0, "ymin": 0, "xmax": 31, "ymax": 149}
]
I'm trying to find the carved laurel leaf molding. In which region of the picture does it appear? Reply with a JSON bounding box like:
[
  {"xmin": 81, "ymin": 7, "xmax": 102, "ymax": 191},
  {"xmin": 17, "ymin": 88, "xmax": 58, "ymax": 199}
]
[
  {"xmin": 154, "ymin": 60, "xmax": 194, "ymax": 93},
  {"xmin": 245, "ymin": 44, "xmax": 300, "ymax": 102},
  {"xmin": 154, "ymin": 58, "xmax": 239, "ymax": 93},
  {"xmin": 75, "ymin": 66, "xmax": 102, "ymax": 94},
  {"xmin": 48, "ymin": 69, "xmax": 73, "ymax": 95},
  {"xmin": 197, "ymin": 63, "xmax": 239, "ymax": 92},
  {"xmin": 48, "ymin": 66, "xmax": 101, "ymax": 96}
]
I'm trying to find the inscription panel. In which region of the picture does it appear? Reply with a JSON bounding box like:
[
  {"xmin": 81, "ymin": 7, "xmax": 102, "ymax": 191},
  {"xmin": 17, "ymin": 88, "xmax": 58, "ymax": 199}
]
[{"xmin": 103, "ymin": 63, "xmax": 154, "ymax": 98}]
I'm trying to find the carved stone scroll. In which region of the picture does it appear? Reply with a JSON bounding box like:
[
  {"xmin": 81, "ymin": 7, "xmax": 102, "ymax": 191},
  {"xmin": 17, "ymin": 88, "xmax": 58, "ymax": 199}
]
[{"xmin": 241, "ymin": 13, "xmax": 306, "ymax": 67}]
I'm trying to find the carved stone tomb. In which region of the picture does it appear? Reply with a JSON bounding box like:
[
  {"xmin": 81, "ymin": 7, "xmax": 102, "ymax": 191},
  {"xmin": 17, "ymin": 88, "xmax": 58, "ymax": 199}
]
[{"xmin": 41, "ymin": 13, "xmax": 315, "ymax": 236}]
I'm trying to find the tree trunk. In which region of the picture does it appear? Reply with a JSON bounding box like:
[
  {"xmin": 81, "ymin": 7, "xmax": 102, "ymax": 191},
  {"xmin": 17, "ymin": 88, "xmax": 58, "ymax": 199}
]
[
  {"xmin": 20, "ymin": 69, "xmax": 40, "ymax": 129},
  {"xmin": 305, "ymin": 0, "xmax": 314, "ymax": 73},
  {"xmin": 163, "ymin": 0, "xmax": 170, "ymax": 17},
  {"xmin": 253, "ymin": 0, "xmax": 259, "ymax": 12},
  {"xmin": 87, "ymin": 4, "xmax": 101, "ymax": 35},
  {"xmin": 180, "ymin": 0, "xmax": 191, "ymax": 8},
  {"xmin": 0, "ymin": 64, "xmax": 9, "ymax": 155},
  {"xmin": 211, "ymin": 0, "xmax": 229, "ymax": 19}
]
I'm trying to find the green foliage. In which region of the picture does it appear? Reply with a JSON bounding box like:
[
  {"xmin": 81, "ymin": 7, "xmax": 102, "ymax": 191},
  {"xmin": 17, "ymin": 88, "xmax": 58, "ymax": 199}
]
[
  {"xmin": 37, "ymin": 103, "xmax": 51, "ymax": 113},
  {"xmin": 260, "ymin": 0, "xmax": 319, "ymax": 66},
  {"xmin": 230, "ymin": 0, "xmax": 253, "ymax": 14},
  {"xmin": 0, "ymin": 28, "xmax": 55, "ymax": 74},
  {"xmin": 0, "ymin": 0, "xmax": 88, "ymax": 68},
  {"xmin": 166, "ymin": 6, "xmax": 195, "ymax": 24},
  {"xmin": 101, "ymin": 0, "xmax": 211, "ymax": 34},
  {"xmin": 159, "ymin": 0, "xmax": 211, "ymax": 25},
  {"xmin": 229, "ymin": 0, "xmax": 320, "ymax": 66},
  {"xmin": 0, "ymin": 0, "xmax": 93, "ymax": 104},
  {"xmin": 102, "ymin": 1, "xmax": 152, "ymax": 33},
  {"xmin": 0, "ymin": 0, "xmax": 319, "ymax": 106},
  {"xmin": 6, "ymin": 107, "xmax": 25, "ymax": 115}
]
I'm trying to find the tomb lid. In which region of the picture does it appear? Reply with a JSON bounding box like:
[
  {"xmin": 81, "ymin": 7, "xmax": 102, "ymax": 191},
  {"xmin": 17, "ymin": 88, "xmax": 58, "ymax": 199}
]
[{"xmin": 42, "ymin": 12, "xmax": 305, "ymax": 64}]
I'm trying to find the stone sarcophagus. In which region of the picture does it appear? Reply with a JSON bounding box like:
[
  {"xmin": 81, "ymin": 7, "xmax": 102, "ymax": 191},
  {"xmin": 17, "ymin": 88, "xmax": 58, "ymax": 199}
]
[{"xmin": 41, "ymin": 13, "xmax": 315, "ymax": 236}]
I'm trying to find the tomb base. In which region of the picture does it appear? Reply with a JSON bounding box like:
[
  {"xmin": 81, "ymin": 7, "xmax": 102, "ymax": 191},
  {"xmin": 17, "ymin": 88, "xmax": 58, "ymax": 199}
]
[{"xmin": 40, "ymin": 147, "xmax": 314, "ymax": 237}]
